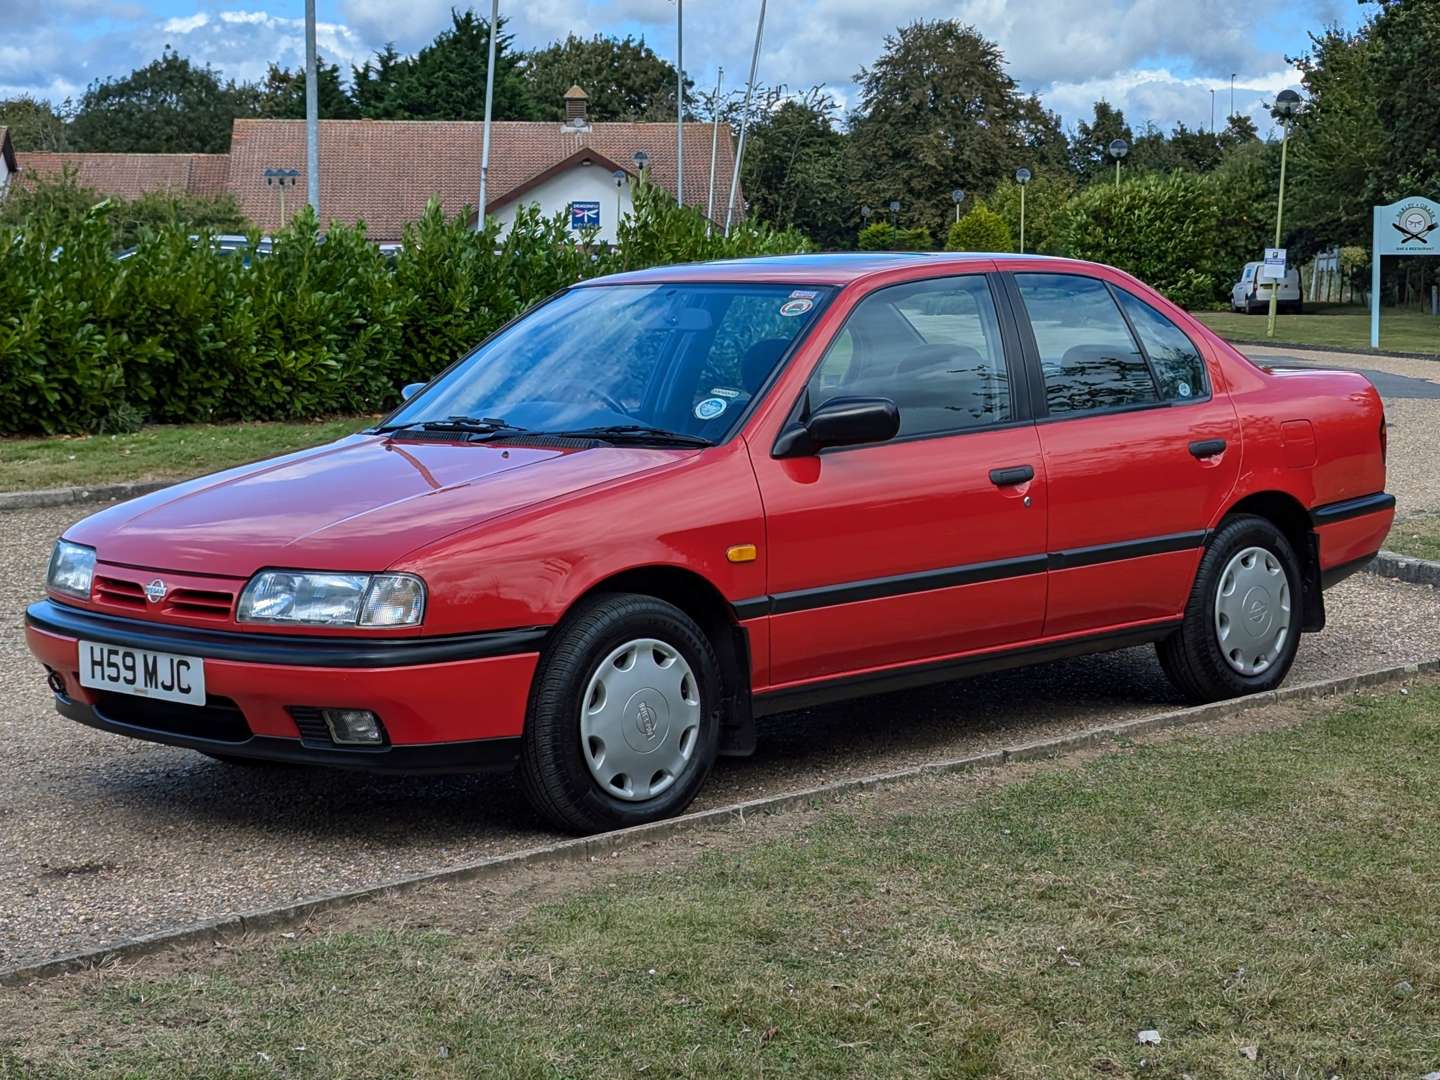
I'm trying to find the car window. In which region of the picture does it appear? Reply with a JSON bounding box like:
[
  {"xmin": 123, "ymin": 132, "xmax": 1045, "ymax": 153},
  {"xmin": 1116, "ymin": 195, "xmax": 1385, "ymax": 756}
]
[
  {"xmin": 1015, "ymin": 273, "xmax": 1156, "ymax": 416},
  {"xmin": 386, "ymin": 283, "xmax": 831, "ymax": 440},
  {"xmin": 1114, "ymin": 290, "xmax": 1208, "ymax": 402},
  {"xmin": 807, "ymin": 276, "xmax": 1011, "ymax": 438},
  {"xmin": 1242, "ymin": 265, "xmax": 1255, "ymax": 281}
]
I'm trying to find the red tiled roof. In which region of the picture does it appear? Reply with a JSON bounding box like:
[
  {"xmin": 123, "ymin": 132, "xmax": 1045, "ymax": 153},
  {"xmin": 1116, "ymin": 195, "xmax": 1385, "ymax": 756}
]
[
  {"xmin": 16, "ymin": 152, "xmax": 230, "ymax": 200},
  {"xmin": 226, "ymin": 118, "xmax": 740, "ymax": 241}
]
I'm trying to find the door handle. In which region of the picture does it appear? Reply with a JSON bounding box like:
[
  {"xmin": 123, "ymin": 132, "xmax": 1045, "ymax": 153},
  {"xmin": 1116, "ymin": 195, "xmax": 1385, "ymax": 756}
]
[
  {"xmin": 989, "ymin": 465, "xmax": 1034, "ymax": 486},
  {"xmin": 1189, "ymin": 439, "xmax": 1227, "ymax": 458}
]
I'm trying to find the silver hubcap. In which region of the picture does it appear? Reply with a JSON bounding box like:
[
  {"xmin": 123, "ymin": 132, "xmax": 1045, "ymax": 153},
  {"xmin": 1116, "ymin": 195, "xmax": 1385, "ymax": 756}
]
[
  {"xmin": 1214, "ymin": 545, "xmax": 1291, "ymax": 675},
  {"xmin": 579, "ymin": 638, "xmax": 701, "ymax": 802}
]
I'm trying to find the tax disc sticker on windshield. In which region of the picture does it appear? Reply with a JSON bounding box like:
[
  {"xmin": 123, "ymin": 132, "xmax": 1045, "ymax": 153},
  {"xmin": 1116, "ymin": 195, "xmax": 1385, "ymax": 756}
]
[
  {"xmin": 1177, "ymin": 381, "xmax": 1192, "ymax": 398},
  {"xmin": 779, "ymin": 298, "xmax": 814, "ymax": 317},
  {"xmin": 694, "ymin": 397, "xmax": 728, "ymax": 421}
]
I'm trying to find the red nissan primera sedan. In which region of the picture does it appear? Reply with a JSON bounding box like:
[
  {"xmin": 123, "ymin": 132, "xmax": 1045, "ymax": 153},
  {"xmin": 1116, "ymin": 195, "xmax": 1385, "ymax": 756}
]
[{"xmin": 27, "ymin": 254, "xmax": 1394, "ymax": 832}]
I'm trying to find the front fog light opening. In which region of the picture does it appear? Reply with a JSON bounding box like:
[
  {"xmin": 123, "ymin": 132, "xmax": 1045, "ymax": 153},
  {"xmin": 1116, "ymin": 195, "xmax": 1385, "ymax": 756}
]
[{"xmin": 322, "ymin": 709, "xmax": 387, "ymax": 746}]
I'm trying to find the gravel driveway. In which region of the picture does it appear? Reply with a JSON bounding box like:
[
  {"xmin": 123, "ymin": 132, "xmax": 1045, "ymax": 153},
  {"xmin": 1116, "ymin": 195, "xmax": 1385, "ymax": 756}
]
[{"xmin": 4, "ymin": 496, "xmax": 1439, "ymax": 971}]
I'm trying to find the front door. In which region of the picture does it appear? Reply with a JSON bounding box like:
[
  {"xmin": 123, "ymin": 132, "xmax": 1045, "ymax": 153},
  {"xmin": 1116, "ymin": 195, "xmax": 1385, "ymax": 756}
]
[
  {"xmin": 750, "ymin": 273, "xmax": 1048, "ymax": 690},
  {"xmin": 1004, "ymin": 269, "xmax": 1241, "ymax": 637}
]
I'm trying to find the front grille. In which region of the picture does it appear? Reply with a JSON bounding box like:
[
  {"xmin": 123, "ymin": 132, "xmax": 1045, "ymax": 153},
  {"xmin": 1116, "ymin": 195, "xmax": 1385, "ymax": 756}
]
[
  {"xmin": 288, "ymin": 706, "xmax": 333, "ymax": 745},
  {"xmin": 94, "ymin": 576, "xmax": 146, "ymax": 610},
  {"xmin": 92, "ymin": 692, "xmax": 250, "ymax": 743},
  {"xmin": 91, "ymin": 575, "xmax": 236, "ymax": 621}
]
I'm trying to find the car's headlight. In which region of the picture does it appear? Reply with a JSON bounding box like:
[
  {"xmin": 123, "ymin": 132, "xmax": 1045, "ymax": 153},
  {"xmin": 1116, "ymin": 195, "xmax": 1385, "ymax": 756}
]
[
  {"xmin": 47, "ymin": 540, "xmax": 96, "ymax": 599},
  {"xmin": 237, "ymin": 571, "xmax": 426, "ymax": 627}
]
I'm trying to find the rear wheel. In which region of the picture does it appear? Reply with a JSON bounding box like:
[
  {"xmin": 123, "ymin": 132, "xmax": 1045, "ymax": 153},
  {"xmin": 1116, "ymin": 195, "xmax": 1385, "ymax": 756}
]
[
  {"xmin": 1157, "ymin": 515, "xmax": 1302, "ymax": 703},
  {"xmin": 518, "ymin": 593, "xmax": 722, "ymax": 834}
]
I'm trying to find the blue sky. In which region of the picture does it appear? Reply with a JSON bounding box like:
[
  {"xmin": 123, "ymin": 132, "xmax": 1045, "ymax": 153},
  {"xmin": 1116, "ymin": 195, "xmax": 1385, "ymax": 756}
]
[{"xmin": 3, "ymin": 0, "xmax": 1373, "ymax": 134}]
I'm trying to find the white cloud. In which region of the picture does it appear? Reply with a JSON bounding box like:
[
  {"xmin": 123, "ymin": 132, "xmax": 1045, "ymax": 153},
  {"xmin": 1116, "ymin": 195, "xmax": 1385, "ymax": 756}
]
[
  {"xmin": 153, "ymin": 11, "xmax": 372, "ymax": 85},
  {"xmin": 1042, "ymin": 66, "xmax": 1303, "ymax": 136}
]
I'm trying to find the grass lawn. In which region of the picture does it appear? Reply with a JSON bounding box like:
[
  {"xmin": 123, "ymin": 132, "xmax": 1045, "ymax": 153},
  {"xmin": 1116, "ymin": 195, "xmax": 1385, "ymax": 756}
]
[
  {"xmin": 1194, "ymin": 303, "xmax": 1440, "ymax": 355},
  {"xmin": 1383, "ymin": 514, "xmax": 1440, "ymax": 561},
  {"xmin": 6, "ymin": 683, "xmax": 1440, "ymax": 1078},
  {"xmin": 0, "ymin": 418, "xmax": 374, "ymax": 493}
]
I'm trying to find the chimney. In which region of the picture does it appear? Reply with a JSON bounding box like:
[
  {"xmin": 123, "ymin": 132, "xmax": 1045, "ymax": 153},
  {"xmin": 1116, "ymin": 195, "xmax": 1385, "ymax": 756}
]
[{"xmin": 563, "ymin": 85, "xmax": 590, "ymax": 127}]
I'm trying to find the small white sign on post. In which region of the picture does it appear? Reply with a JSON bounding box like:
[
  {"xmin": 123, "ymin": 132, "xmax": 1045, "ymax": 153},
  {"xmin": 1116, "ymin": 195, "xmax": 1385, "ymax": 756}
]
[{"xmin": 1261, "ymin": 247, "xmax": 1287, "ymax": 280}]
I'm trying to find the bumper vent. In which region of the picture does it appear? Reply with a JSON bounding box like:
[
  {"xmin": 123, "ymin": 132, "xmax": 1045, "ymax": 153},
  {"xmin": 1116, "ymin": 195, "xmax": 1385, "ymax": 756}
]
[
  {"xmin": 289, "ymin": 707, "xmax": 335, "ymax": 745},
  {"xmin": 93, "ymin": 692, "xmax": 250, "ymax": 743}
]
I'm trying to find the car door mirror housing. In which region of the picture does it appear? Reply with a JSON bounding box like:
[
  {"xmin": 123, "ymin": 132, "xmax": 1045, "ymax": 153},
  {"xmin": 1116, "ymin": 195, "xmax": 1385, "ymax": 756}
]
[
  {"xmin": 773, "ymin": 396, "xmax": 900, "ymax": 457},
  {"xmin": 401, "ymin": 382, "xmax": 426, "ymax": 401}
]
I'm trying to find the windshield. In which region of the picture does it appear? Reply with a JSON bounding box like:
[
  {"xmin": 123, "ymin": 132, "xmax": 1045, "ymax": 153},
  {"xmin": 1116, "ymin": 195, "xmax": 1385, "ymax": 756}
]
[{"xmin": 383, "ymin": 282, "xmax": 833, "ymax": 441}]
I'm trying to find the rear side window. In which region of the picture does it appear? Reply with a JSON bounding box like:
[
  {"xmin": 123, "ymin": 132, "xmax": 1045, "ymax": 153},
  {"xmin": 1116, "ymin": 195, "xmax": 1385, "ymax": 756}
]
[
  {"xmin": 1114, "ymin": 290, "xmax": 1208, "ymax": 402},
  {"xmin": 1015, "ymin": 273, "xmax": 1156, "ymax": 415},
  {"xmin": 807, "ymin": 275, "xmax": 1011, "ymax": 438}
]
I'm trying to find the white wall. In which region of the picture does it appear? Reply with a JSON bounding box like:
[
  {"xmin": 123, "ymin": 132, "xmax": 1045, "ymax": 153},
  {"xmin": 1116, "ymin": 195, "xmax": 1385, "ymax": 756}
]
[{"xmin": 491, "ymin": 161, "xmax": 634, "ymax": 244}]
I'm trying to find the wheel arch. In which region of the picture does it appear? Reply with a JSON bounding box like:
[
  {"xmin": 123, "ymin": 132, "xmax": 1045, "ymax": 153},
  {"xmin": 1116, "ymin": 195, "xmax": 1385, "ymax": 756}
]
[
  {"xmin": 561, "ymin": 564, "xmax": 756, "ymax": 757},
  {"xmin": 1218, "ymin": 489, "xmax": 1325, "ymax": 632}
]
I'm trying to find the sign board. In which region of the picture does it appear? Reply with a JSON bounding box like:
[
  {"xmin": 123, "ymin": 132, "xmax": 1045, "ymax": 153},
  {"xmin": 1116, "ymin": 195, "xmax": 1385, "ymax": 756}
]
[
  {"xmin": 1261, "ymin": 247, "xmax": 1287, "ymax": 280},
  {"xmin": 569, "ymin": 201, "xmax": 601, "ymax": 231},
  {"xmin": 1371, "ymin": 196, "xmax": 1440, "ymax": 346}
]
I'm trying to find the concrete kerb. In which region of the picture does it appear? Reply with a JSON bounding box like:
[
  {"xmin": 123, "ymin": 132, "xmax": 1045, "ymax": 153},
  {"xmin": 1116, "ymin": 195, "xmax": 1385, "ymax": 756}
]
[
  {"xmin": 1366, "ymin": 550, "xmax": 1440, "ymax": 587},
  {"xmin": 0, "ymin": 481, "xmax": 173, "ymax": 513},
  {"xmin": 2, "ymin": 658, "xmax": 1434, "ymax": 988}
]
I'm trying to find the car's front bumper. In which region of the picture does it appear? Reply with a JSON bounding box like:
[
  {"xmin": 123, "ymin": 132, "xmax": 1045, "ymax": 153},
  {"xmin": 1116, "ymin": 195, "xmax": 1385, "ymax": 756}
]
[{"xmin": 25, "ymin": 600, "xmax": 544, "ymax": 773}]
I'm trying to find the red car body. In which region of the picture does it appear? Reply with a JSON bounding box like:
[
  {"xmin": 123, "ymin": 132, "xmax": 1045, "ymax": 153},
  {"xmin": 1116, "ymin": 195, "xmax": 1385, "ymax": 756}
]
[{"xmin": 26, "ymin": 254, "xmax": 1393, "ymax": 801}]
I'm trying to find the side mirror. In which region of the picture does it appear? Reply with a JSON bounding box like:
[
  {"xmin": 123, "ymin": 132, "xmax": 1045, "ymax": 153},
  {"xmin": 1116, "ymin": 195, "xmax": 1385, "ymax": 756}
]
[
  {"xmin": 401, "ymin": 382, "xmax": 426, "ymax": 401},
  {"xmin": 773, "ymin": 396, "xmax": 900, "ymax": 458}
]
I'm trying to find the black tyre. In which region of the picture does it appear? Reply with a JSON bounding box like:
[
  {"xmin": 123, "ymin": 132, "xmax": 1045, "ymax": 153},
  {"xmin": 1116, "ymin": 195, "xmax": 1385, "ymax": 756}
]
[
  {"xmin": 518, "ymin": 593, "xmax": 723, "ymax": 834},
  {"xmin": 1157, "ymin": 515, "xmax": 1302, "ymax": 703}
]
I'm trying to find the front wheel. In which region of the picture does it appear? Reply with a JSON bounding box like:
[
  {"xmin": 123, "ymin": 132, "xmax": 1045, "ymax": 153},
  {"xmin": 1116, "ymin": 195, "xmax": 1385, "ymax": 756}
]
[
  {"xmin": 517, "ymin": 593, "xmax": 722, "ymax": 834},
  {"xmin": 1157, "ymin": 515, "xmax": 1302, "ymax": 703}
]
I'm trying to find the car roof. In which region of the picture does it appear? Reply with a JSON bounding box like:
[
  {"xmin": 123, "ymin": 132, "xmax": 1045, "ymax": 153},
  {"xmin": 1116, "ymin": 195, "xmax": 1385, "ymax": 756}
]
[{"xmin": 586, "ymin": 251, "xmax": 1092, "ymax": 288}]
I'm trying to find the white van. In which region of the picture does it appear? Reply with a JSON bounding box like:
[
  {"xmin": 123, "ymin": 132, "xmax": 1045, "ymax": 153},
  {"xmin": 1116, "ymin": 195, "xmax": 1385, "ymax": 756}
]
[{"xmin": 1231, "ymin": 262, "xmax": 1303, "ymax": 314}]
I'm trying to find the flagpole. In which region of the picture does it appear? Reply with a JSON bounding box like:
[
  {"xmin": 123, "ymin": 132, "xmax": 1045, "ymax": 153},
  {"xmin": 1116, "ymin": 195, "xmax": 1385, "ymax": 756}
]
[
  {"xmin": 676, "ymin": 0, "xmax": 684, "ymax": 206},
  {"xmin": 475, "ymin": 0, "xmax": 499, "ymax": 230},
  {"xmin": 706, "ymin": 66, "xmax": 724, "ymax": 230},
  {"xmin": 724, "ymin": 0, "xmax": 766, "ymax": 236}
]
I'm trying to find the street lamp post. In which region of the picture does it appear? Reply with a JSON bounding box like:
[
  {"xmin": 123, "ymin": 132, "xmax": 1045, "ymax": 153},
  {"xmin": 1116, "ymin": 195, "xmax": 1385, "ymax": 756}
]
[
  {"xmin": 264, "ymin": 167, "xmax": 300, "ymax": 224},
  {"xmin": 675, "ymin": 0, "xmax": 683, "ymax": 206},
  {"xmin": 475, "ymin": 0, "xmax": 499, "ymax": 230},
  {"xmin": 951, "ymin": 188, "xmax": 966, "ymax": 224},
  {"xmin": 1266, "ymin": 89, "xmax": 1302, "ymax": 339},
  {"xmin": 1109, "ymin": 139, "xmax": 1129, "ymax": 187},
  {"xmin": 1014, "ymin": 168, "xmax": 1032, "ymax": 253},
  {"xmin": 613, "ymin": 169, "xmax": 627, "ymax": 239}
]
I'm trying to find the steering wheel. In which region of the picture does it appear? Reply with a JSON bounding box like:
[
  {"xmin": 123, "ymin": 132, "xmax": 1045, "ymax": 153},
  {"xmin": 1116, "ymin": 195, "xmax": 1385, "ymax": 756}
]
[{"xmin": 552, "ymin": 382, "xmax": 631, "ymax": 418}]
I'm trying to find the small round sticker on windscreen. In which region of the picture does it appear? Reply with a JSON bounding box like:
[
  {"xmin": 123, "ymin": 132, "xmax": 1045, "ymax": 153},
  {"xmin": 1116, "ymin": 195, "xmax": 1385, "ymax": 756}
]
[
  {"xmin": 694, "ymin": 397, "xmax": 728, "ymax": 421},
  {"xmin": 779, "ymin": 298, "xmax": 813, "ymax": 317},
  {"xmin": 1177, "ymin": 380, "xmax": 1193, "ymax": 398}
]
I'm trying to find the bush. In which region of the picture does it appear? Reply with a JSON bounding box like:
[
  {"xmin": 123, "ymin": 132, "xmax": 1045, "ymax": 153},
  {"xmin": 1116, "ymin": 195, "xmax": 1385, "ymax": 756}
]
[
  {"xmin": 945, "ymin": 200, "xmax": 1012, "ymax": 252},
  {"xmin": 857, "ymin": 222, "xmax": 932, "ymax": 251},
  {"xmin": 0, "ymin": 183, "xmax": 810, "ymax": 435},
  {"xmin": 1054, "ymin": 172, "xmax": 1265, "ymax": 309}
]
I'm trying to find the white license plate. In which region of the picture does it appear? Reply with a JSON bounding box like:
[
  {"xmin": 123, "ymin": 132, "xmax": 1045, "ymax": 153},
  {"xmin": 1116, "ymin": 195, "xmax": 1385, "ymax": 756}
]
[{"xmin": 78, "ymin": 641, "xmax": 206, "ymax": 706}]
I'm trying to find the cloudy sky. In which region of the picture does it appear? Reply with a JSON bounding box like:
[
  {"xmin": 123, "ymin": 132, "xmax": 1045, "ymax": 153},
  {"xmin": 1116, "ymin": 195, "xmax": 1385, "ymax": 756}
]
[{"xmin": 3, "ymin": 0, "xmax": 1369, "ymax": 134}]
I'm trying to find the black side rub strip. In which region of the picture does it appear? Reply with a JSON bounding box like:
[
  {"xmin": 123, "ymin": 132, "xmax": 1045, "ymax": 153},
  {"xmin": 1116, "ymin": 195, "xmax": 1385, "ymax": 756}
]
[
  {"xmin": 26, "ymin": 600, "xmax": 548, "ymax": 668},
  {"xmin": 1310, "ymin": 491, "xmax": 1395, "ymax": 526},
  {"xmin": 733, "ymin": 531, "xmax": 1209, "ymax": 619}
]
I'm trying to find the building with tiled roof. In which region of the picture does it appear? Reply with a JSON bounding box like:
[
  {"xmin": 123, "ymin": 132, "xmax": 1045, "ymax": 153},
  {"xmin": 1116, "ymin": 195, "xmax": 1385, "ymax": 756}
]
[
  {"xmin": 10, "ymin": 90, "xmax": 740, "ymax": 244},
  {"xmin": 0, "ymin": 128, "xmax": 16, "ymax": 200},
  {"xmin": 17, "ymin": 151, "xmax": 229, "ymax": 201}
]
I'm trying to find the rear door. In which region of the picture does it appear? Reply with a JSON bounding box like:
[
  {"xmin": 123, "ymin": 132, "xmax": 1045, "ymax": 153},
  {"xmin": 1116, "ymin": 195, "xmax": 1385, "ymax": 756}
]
[
  {"xmin": 1004, "ymin": 270, "xmax": 1240, "ymax": 637},
  {"xmin": 750, "ymin": 272, "xmax": 1048, "ymax": 689}
]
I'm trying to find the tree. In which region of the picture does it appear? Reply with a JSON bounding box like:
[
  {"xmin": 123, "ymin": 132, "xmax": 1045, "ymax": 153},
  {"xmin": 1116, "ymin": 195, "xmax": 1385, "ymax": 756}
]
[
  {"xmin": 351, "ymin": 11, "xmax": 537, "ymax": 121},
  {"xmin": 257, "ymin": 57, "xmax": 360, "ymax": 119},
  {"xmin": 0, "ymin": 95, "xmax": 69, "ymax": 151},
  {"xmin": 848, "ymin": 20, "xmax": 1037, "ymax": 240},
  {"xmin": 1371, "ymin": 0, "xmax": 1440, "ymax": 196},
  {"xmin": 741, "ymin": 89, "xmax": 853, "ymax": 248},
  {"xmin": 1128, "ymin": 121, "xmax": 1184, "ymax": 174},
  {"xmin": 946, "ymin": 200, "xmax": 1012, "ymax": 251},
  {"xmin": 68, "ymin": 49, "xmax": 254, "ymax": 153},
  {"xmin": 1071, "ymin": 100, "xmax": 1133, "ymax": 182},
  {"xmin": 1016, "ymin": 95, "xmax": 1071, "ymax": 174},
  {"xmin": 1168, "ymin": 122, "xmax": 1224, "ymax": 173},
  {"xmin": 524, "ymin": 35, "xmax": 685, "ymax": 120},
  {"xmin": 1220, "ymin": 114, "xmax": 1260, "ymax": 145},
  {"xmin": 988, "ymin": 170, "xmax": 1075, "ymax": 254}
]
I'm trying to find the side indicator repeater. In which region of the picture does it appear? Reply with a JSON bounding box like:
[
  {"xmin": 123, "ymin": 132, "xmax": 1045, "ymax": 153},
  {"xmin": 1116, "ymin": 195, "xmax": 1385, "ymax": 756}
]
[{"xmin": 726, "ymin": 544, "xmax": 758, "ymax": 564}]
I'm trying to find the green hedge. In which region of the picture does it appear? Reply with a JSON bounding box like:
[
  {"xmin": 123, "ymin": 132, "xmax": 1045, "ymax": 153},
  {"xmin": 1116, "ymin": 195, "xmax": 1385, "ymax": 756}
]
[{"xmin": 0, "ymin": 183, "xmax": 809, "ymax": 435}]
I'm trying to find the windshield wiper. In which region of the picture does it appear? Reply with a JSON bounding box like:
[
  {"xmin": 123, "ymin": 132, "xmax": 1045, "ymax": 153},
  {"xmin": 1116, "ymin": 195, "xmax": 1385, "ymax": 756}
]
[
  {"xmin": 374, "ymin": 415, "xmax": 528, "ymax": 437},
  {"xmin": 537, "ymin": 425, "xmax": 714, "ymax": 448}
]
